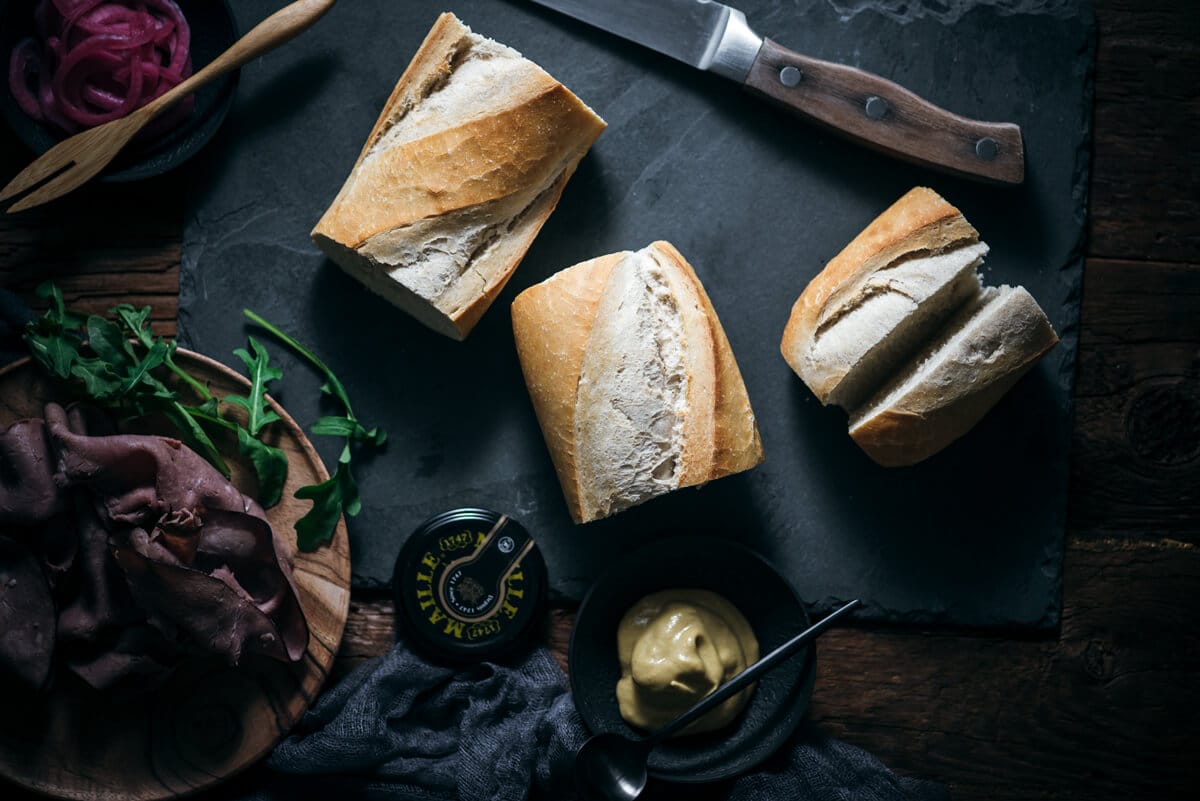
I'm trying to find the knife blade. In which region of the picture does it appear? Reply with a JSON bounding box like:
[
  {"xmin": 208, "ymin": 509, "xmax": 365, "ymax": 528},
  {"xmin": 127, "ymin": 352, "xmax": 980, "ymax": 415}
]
[{"xmin": 529, "ymin": 0, "xmax": 1024, "ymax": 184}]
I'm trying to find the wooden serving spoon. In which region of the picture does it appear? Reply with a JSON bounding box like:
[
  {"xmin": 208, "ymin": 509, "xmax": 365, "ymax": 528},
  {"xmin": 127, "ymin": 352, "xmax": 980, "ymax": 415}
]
[{"xmin": 0, "ymin": 0, "xmax": 338, "ymax": 214}]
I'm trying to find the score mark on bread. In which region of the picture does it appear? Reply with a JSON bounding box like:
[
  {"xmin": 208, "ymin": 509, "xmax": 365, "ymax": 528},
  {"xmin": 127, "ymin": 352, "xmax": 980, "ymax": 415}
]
[
  {"xmin": 311, "ymin": 13, "xmax": 606, "ymax": 340},
  {"xmin": 512, "ymin": 242, "xmax": 764, "ymax": 524},
  {"xmin": 781, "ymin": 187, "xmax": 1059, "ymax": 467}
]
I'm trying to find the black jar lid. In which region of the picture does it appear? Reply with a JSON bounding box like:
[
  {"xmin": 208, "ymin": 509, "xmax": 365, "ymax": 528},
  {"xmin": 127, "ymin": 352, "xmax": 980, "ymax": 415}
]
[{"xmin": 393, "ymin": 508, "xmax": 547, "ymax": 663}]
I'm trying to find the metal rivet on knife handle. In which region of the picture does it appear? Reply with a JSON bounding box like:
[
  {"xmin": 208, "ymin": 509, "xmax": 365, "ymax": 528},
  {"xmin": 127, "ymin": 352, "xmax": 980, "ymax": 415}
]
[
  {"xmin": 865, "ymin": 96, "xmax": 889, "ymax": 120},
  {"xmin": 975, "ymin": 137, "xmax": 1000, "ymax": 161},
  {"xmin": 530, "ymin": 3, "xmax": 1025, "ymax": 185}
]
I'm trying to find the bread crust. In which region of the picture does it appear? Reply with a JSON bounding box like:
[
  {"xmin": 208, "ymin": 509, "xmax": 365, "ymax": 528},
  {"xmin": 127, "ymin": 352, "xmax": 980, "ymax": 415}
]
[
  {"xmin": 310, "ymin": 13, "xmax": 606, "ymax": 340},
  {"xmin": 780, "ymin": 187, "xmax": 1060, "ymax": 467},
  {"xmin": 781, "ymin": 186, "xmax": 979, "ymax": 401},
  {"xmin": 647, "ymin": 242, "xmax": 717, "ymax": 490},
  {"xmin": 512, "ymin": 253, "xmax": 625, "ymax": 521},
  {"xmin": 440, "ymin": 162, "xmax": 581, "ymax": 338},
  {"xmin": 848, "ymin": 287, "xmax": 1059, "ymax": 466},
  {"xmin": 650, "ymin": 242, "xmax": 764, "ymax": 481},
  {"xmin": 314, "ymin": 85, "xmax": 602, "ymax": 249},
  {"xmin": 512, "ymin": 242, "xmax": 764, "ymax": 523}
]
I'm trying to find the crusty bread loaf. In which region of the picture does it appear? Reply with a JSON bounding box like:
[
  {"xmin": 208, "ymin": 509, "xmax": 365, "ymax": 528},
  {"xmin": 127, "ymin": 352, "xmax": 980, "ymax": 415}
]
[
  {"xmin": 848, "ymin": 285, "xmax": 1059, "ymax": 466},
  {"xmin": 311, "ymin": 13, "xmax": 606, "ymax": 340},
  {"xmin": 512, "ymin": 242, "xmax": 764, "ymax": 523},
  {"xmin": 781, "ymin": 187, "xmax": 1058, "ymax": 466}
]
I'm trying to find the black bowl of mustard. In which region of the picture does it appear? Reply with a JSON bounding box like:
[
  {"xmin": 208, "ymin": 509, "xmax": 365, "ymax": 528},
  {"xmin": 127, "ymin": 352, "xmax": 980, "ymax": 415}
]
[
  {"xmin": 393, "ymin": 508, "xmax": 547, "ymax": 663},
  {"xmin": 569, "ymin": 537, "xmax": 816, "ymax": 784}
]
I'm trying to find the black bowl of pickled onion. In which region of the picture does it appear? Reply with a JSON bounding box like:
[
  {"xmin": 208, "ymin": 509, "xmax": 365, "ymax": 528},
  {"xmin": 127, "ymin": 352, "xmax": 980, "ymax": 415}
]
[{"xmin": 0, "ymin": 0, "xmax": 238, "ymax": 182}]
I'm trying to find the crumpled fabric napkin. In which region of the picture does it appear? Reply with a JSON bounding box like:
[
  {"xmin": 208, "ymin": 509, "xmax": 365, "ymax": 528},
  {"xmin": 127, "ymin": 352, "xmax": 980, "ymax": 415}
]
[{"xmin": 247, "ymin": 638, "xmax": 948, "ymax": 801}]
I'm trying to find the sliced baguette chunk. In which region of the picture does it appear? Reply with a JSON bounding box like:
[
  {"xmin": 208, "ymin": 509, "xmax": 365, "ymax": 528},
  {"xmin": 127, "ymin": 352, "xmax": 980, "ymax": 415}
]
[
  {"xmin": 848, "ymin": 285, "xmax": 1059, "ymax": 467},
  {"xmin": 311, "ymin": 13, "xmax": 606, "ymax": 340},
  {"xmin": 781, "ymin": 186, "xmax": 1059, "ymax": 466},
  {"xmin": 513, "ymin": 242, "xmax": 763, "ymax": 523},
  {"xmin": 782, "ymin": 187, "xmax": 982, "ymax": 402},
  {"xmin": 809, "ymin": 242, "xmax": 989, "ymax": 411}
]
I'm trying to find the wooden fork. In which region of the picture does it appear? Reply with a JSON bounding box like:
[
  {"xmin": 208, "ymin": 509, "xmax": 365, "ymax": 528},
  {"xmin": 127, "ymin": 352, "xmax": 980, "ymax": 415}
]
[{"xmin": 0, "ymin": 0, "xmax": 337, "ymax": 213}]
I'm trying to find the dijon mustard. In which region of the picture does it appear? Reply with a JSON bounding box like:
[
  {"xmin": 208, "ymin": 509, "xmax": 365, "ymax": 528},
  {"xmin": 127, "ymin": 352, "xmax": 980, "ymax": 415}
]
[{"xmin": 616, "ymin": 589, "xmax": 758, "ymax": 736}]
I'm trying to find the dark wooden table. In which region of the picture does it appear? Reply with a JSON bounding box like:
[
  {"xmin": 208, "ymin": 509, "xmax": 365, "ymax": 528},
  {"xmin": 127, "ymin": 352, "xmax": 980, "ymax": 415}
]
[{"xmin": 2, "ymin": 1, "xmax": 1197, "ymax": 798}]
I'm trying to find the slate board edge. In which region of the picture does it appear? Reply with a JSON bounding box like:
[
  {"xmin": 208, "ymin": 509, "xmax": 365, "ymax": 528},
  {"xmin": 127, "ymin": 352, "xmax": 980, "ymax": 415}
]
[{"xmin": 1047, "ymin": 0, "xmax": 1097, "ymax": 629}]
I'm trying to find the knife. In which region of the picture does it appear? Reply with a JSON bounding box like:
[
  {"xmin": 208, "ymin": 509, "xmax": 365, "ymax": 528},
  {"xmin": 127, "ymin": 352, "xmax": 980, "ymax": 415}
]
[{"xmin": 529, "ymin": 0, "xmax": 1024, "ymax": 185}]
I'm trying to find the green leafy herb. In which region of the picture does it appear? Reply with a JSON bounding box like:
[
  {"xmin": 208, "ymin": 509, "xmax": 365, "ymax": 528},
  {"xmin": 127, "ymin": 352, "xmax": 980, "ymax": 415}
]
[
  {"xmin": 293, "ymin": 448, "xmax": 356, "ymax": 551},
  {"xmin": 310, "ymin": 415, "xmax": 387, "ymax": 446},
  {"xmin": 23, "ymin": 283, "xmax": 290, "ymax": 506},
  {"xmin": 237, "ymin": 427, "xmax": 289, "ymax": 508},
  {"xmin": 220, "ymin": 337, "xmax": 288, "ymax": 506},
  {"xmin": 162, "ymin": 400, "xmax": 229, "ymax": 476},
  {"xmin": 181, "ymin": 402, "xmax": 287, "ymax": 508},
  {"xmin": 245, "ymin": 309, "xmax": 385, "ymax": 551},
  {"xmin": 25, "ymin": 283, "xmax": 85, "ymax": 378},
  {"xmin": 86, "ymin": 316, "xmax": 134, "ymax": 365},
  {"xmin": 22, "ymin": 285, "xmax": 379, "ymax": 550},
  {"xmin": 225, "ymin": 337, "xmax": 283, "ymax": 435}
]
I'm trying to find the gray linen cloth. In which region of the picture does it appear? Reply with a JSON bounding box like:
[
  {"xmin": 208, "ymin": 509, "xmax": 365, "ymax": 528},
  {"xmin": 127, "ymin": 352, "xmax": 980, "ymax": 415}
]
[{"xmin": 251, "ymin": 639, "xmax": 948, "ymax": 801}]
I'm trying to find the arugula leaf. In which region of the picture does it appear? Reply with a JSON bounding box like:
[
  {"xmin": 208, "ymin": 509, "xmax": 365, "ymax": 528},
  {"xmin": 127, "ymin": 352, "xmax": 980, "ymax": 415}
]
[
  {"xmin": 111, "ymin": 304, "xmax": 154, "ymax": 348},
  {"xmin": 35, "ymin": 282, "xmax": 86, "ymax": 328},
  {"xmin": 311, "ymin": 415, "xmax": 388, "ymax": 446},
  {"xmin": 69, "ymin": 356, "xmax": 125, "ymax": 400},
  {"xmin": 243, "ymin": 310, "xmax": 355, "ymax": 414},
  {"xmin": 309, "ymin": 415, "xmax": 359, "ymax": 438},
  {"xmin": 245, "ymin": 309, "xmax": 385, "ymax": 550},
  {"xmin": 337, "ymin": 444, "xmax": 362, "ymax": 516},
  {"xmin": 196, "ymin": 397, "xmax": 220, "ymax": 417},
  {"xmin": 119, "ymin": 340, "xmax": 169, "ymax": 396},
  {"xmin": 36, "ymin": 281, "xmax": 66, "ymax": 317},
  {"xmin": 225, "ymin": 337, "xmax": 283, "ymax": 436},
  {"xmin": 236, "ymin": 427, "xmax": 288, "ymax": 508},
  {"xmin": 26, "ymin": 283, "xmax": 84, "ymax": 378},
  {"xmin": 21, "ymin": 283, "xmax": 299, "ymax": 504},
  {"xmin": 186, "ymin": 404, "xmax": 287, "ymax": 503},
  {"xmin": 29, "ymin": 328, "xmax": 80, "ymax": 378},
  {"xmin": 112, "ymin": 303, "xmax": 215, "ymax": 404},
  {"xmin": 161, "ymin": 401, "xmax": 230, "ymax": 477},
  {"xmin": 360, "ymin": 426, "xmax": 387, "ymax": 447},
  {"xmin": 86, "ymin": 316, "xmax": 134, "ymax": 366},
  {"xmin": 293, "ymin": 445, "xmax": 357, "ymax": 551}
]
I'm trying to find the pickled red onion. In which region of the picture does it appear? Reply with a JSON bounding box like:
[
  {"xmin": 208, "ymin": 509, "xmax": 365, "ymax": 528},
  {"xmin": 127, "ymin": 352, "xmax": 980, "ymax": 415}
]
[{"xmin": 8, "ymin": 0, "xmax": 193, "ymax": 135}]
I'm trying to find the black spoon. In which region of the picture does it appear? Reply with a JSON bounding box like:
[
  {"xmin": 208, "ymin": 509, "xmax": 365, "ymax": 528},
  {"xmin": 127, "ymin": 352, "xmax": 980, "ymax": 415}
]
[{"xmin": 575, "ymin": 598, "xmax": 861, "ymax": 801}]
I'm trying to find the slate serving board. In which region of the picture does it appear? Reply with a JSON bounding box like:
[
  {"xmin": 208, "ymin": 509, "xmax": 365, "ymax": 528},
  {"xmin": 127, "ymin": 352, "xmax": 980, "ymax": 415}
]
[{"xmin": 178, "ymin": 0, "xmax": 1094, "ymax": 629}]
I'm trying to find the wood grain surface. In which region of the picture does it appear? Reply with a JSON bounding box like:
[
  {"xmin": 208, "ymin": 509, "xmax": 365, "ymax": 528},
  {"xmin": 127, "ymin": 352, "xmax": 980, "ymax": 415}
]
[
  {"xmin": 0, "ymin": 352, "xmax": 351, "ymax": 800},
  {"xmin": 1, "ymin": 1, "xmax": 1197, "ymax": 799}
]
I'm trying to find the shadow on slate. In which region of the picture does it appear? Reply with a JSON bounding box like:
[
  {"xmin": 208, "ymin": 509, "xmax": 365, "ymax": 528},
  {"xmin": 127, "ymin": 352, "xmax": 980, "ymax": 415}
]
[{"xmin": 178, "ymin": 0, "xmax": 1095, "ymax": 630}]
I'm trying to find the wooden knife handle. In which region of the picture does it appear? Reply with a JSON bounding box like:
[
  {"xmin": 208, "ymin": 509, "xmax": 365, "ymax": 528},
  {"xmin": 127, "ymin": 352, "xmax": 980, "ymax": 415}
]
[{"xmin": 744, "ymin": 38, "xmax": 1024, "ymax": 185}]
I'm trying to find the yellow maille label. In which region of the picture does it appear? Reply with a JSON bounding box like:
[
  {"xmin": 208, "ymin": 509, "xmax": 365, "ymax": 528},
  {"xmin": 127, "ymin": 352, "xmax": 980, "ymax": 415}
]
[
  {"xmin": 439, "ymin": 529, "xmax": 484, "ymax": 553},
  {"xmin": 466, "ymin": 619, "xmax": 501, "ymax": 641},
  {"xmin": 413, "ymin": 549, "xmax": 527, "ymax": 640}
]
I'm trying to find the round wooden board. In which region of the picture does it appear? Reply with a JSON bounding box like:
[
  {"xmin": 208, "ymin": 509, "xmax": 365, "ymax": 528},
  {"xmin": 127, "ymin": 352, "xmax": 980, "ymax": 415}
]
[{"xmin": 0, "ymin": 350, "xmax": 352, "ymax": 800}]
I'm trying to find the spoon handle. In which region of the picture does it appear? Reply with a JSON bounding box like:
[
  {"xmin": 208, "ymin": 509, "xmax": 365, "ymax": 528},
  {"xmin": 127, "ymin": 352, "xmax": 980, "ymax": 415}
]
[
  {"xmin": 139, "ymin": 0, "xmax": 338, "ymax": 124},
  {"xmin": 648, "ymin": 598, "xmax": 861, "ymax": 744}
]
